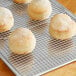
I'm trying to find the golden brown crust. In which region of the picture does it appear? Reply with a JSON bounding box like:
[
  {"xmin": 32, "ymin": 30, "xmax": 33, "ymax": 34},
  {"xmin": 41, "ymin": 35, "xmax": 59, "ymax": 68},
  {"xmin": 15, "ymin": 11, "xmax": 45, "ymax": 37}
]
[
  {"xmin": 49, "ymin": 26, "xmax": 73, "ymax": 40},
  {"xmin": 13, "ymin": 0, "xmax": 32, "ymax": 4},
  {"xmin": 28, "ymin": 7, "xmax": 51, "ymax": 20},
  {"xmin": 0, "ymin": 28, "xmax": 9, "ymax": 32},
  {"xmin": 12, "ymin": 50, "xmax": 32, "ymax": 55}
]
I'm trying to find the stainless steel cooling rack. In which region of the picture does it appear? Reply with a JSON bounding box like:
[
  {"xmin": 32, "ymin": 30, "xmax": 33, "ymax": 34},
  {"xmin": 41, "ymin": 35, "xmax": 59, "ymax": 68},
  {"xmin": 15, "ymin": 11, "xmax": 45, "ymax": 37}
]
[{"xmin": 0, "ymin": 0, "xmax": 76, "ymax": 76}]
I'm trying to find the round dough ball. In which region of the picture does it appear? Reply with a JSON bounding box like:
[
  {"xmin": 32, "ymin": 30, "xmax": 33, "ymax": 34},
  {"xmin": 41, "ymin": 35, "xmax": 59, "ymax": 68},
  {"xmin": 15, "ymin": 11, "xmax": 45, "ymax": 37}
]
[
  {"xmin": 8, "ymin": 27, "xmax": 36, "ymax": 54},
  {"xmin": 0, "ymin": 7, "xmax": 14, "ymax": 32},
  {"xmin": 49, "ymin": 13, "xmax": 76, "ymax": 40},
  {"xmin": 13, "ymin": 0, "xmax": 32, "ymax": 4},
  {"xmin": 27, "ymin": 0, "xmax": 52, "ymax": 20}
]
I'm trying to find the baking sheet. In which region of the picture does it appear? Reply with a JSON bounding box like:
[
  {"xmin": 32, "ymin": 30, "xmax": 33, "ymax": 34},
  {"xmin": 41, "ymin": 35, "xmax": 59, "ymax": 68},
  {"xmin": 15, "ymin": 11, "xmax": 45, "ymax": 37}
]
[{"xmin": 0, "ymin": 0, "xmax": 76, "ymax": 76}]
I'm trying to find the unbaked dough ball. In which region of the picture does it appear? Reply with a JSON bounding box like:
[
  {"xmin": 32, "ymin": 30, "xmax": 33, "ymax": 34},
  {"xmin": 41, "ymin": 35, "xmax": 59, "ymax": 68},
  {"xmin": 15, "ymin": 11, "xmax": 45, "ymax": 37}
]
[
  {"xmin": 13, "ymin": 0, "xmax": 32, "ymax": 4},
  {"xmin": 49, "ymin": 13, "xmax": 76, "ymax": 40},
  {"xmin": 0, "ymin": 7, "xmax": 14, "ymax": 32},
  {"xmin": 27, "ymin": 0, "xmax": 52, "ymax": 20},
  {"xmin": 8, "ymin": 27, "xmax": 36, "ymax": 54}
]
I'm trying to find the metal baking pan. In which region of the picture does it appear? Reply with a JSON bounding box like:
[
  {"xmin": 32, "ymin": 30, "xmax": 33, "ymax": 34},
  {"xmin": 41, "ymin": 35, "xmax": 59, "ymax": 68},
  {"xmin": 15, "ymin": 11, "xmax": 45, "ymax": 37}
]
[{"xmin": 0, "ymin": 0, "xmax": 76, "ymax": 76}]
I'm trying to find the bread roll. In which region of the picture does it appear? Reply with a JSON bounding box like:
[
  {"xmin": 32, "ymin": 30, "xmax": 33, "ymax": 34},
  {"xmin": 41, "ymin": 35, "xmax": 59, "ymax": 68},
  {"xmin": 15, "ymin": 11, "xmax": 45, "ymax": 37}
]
[
  {"xmin": 49, "ymin": 13, "xmax": 76, "ymax": 40},
  {"xmin": 27, "ymin": 0, "xmax": 52, "ymax": 20},
  {"xmin": 0, "ymin": 7, "xmax": 14, "ymax": 32},
  {"xmin": 8, "ymin": 27, "xmax": 36, "ymax": 54}
]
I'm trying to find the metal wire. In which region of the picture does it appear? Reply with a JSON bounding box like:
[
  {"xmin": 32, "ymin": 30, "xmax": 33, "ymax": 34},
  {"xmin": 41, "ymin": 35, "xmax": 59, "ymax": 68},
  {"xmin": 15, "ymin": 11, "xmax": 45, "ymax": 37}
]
[{"xmin": 0, "ymin": 0, "xmax": 76, "ymax": 76}]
